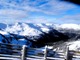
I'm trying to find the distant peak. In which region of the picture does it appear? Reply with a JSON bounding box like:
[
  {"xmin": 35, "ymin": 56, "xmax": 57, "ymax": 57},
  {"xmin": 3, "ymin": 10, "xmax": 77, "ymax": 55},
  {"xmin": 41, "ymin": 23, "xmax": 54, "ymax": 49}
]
[{"xmin": 0, "ymin": 23, "xmax": 7, "ymax": 30}]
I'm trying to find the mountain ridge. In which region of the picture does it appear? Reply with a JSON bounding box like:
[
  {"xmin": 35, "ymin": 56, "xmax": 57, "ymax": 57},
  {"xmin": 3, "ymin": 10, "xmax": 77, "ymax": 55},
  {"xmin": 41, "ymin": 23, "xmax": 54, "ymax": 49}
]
[{"xmin": 0, "ymin": 22, "xmax": 80, "ymax": 50}]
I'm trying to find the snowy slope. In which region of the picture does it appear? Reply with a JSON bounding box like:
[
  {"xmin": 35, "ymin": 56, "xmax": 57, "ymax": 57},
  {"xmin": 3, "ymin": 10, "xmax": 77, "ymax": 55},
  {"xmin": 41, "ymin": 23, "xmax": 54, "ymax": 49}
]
[
  {"xmin": 68, "ymin": 40, "xmax": 80, "ymax": 50},
  {"xmin": 0, "ymin": 30, "xmax": 31, "ymax": 46},
  {"xmin": 5, "ymin": 23, "xmax": 44, "ymax": 36},
  {"xmin": 0, "ymin": 22, "xmax": 56, "ymax": 48},
  {"xmin": 55, "ymin": 24, "xmax": 80, "ymax": 50},
  {"xmin": 0, "ymin": 22, "xmax": 80, "ymax": 50},
  {"xmin": 56, "ymin": 23, "xmax": 80, "ymax": 30}
]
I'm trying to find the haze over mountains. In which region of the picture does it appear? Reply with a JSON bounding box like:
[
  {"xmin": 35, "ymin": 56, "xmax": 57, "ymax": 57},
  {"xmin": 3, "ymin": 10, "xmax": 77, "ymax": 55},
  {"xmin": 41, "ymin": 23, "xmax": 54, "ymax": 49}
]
[{"xmin": 0, "ymin": 22, "xmax": 80, "ymax": 50}]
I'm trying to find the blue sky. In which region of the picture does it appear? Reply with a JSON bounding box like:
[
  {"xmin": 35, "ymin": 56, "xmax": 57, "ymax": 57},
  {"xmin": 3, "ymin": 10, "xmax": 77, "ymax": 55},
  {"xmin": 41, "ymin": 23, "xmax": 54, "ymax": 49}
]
[{"xmin": 0, "ymin": 0, "xmax": 80, "ymax": 24}]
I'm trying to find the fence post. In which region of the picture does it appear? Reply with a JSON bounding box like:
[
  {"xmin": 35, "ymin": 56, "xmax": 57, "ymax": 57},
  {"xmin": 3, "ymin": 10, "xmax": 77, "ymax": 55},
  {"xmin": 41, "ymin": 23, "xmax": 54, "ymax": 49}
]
[
  {"xmin": 44, "ymin": 46, "xmax": 48, "ymax": 60},
  {"xmin": 65, "ymin": 46, "xmax": 69, "ymax": 60},
  {"xmin": 21, "ymin": 45, "xmax": 27, "ymax": 60}
]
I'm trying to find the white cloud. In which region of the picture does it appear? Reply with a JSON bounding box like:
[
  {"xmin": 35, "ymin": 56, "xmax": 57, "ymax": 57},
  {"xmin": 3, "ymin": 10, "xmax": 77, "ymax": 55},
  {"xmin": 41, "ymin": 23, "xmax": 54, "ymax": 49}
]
[
  {"xmin": 0, "ymin": 9, "xmax": 27, "ymax": 19},
  {"xmin": 0, "ymin": 0, "xmax": 77, "ymax": 15},
  {"xmin": 0, "ymin": 0, "xmax": 79, "ymax": 23},
  {"xmin": 38, "ymin": 0, "xmax": 77, "ymax": 15},
  {"xmin": 24, "ymin": 16, "xmax": 51, "ymax": 23},
  {"xmin": 56, "ymin": 14, "xmax": 80, "ymax": 24},
  {"xmin": 59, "ymin": 14, "xmax": 80, "ymax": 20}
]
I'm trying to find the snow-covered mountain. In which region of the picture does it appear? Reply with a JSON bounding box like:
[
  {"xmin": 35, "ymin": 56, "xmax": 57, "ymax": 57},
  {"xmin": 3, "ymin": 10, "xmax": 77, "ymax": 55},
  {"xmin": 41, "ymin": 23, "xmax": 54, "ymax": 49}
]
[
  {"xmin": 56, "ymin": 24, "xmax": 80, "ymax": 30},
  {"xmin": 0, "ymin": 23, "xmax": 7, "ymax": 30},
  {"xmin": 0, "ymin": 22, "xmax": 80, "ymax": 50}
]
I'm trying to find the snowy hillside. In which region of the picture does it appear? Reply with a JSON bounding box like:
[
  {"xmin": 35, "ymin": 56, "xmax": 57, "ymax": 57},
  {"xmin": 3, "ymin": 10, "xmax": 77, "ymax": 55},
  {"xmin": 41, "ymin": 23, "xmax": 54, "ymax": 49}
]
[{"xmin": 0, "ymin": 22, "xmax": 80, "ymax": 50}]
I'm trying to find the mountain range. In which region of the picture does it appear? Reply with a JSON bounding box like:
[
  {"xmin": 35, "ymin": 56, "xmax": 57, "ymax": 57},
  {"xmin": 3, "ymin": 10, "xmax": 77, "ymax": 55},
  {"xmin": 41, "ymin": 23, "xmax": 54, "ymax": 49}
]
[{"xmin": 0, "ymin": 22, "xmax": 80, "ymax": 50}]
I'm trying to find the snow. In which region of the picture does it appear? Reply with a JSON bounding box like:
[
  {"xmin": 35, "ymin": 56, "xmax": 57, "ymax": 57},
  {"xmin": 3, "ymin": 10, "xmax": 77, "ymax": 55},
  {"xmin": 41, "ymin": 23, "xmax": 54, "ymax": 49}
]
[
  {"xmin": 0, "ymin": 57, "xmax": 20, "ymax": 60},
  {"xmin": 68, "ymin": 40, "xmax": 80, "ymax": 50},
  {"xmin": 41, "ymin": 28, "xmax": 49, "ymax": 32},
  {"xmin": 0, "ymin": 22, "xmax": 80, "ymax": 51},
  {"xmin": 36, "ymin": 24, "xmax": 45, "ymax": 27},
  {"xmin": 58, "ymin": 24, "xmax": 80, "ymax": 30},
  {"xmin": 5, "ymin": 23, "xmax": 42, "ymax": 36},
  {"xmin": 0, "ymin": 23, "xmax": 80, "ymax": 60},
  {"xmin": 0, "ymin": 30, "xmax": 8, "ymax": 35}
]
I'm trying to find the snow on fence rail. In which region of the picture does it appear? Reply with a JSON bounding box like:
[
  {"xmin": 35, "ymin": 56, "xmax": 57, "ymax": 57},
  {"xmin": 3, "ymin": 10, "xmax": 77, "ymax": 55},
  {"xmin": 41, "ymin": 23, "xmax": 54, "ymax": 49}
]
[{"xmin": 0, "ymin": 43, "xmax": 80, "ymax": 60}]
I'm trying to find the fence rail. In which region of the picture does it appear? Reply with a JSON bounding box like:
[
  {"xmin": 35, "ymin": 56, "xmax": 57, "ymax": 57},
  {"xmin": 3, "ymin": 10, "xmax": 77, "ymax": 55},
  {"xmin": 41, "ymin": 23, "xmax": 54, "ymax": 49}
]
[{"xmin": 0, "ymin": 43, "xmax": 80, "ymax": 60}]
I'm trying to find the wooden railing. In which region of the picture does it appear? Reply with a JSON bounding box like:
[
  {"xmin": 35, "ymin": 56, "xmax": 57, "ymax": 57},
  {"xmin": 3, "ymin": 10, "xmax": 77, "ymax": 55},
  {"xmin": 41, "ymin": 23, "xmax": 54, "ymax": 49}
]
[
  {"xmin": 0, "ymin": 43, "xmax": 80, "ymax": 60},
  {"xmin": 0, "ymin": 43, "xmax": 20, "ymax": 59}
]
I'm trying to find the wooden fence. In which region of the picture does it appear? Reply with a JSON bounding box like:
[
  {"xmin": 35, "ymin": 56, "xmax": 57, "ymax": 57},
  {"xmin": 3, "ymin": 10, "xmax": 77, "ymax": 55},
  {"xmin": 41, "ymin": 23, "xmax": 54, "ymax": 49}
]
[{"xmin": 0, "ymin": 43, "xmax": 80, "ymax": 60}]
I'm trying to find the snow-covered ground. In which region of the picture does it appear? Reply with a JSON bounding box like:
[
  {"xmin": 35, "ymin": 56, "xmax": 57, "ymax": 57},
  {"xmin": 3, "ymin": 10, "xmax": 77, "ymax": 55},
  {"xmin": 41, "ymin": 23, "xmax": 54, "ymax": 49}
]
[{"xmin": 68, "ymin": 40, "xmax": 80, "ymax": 50}]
